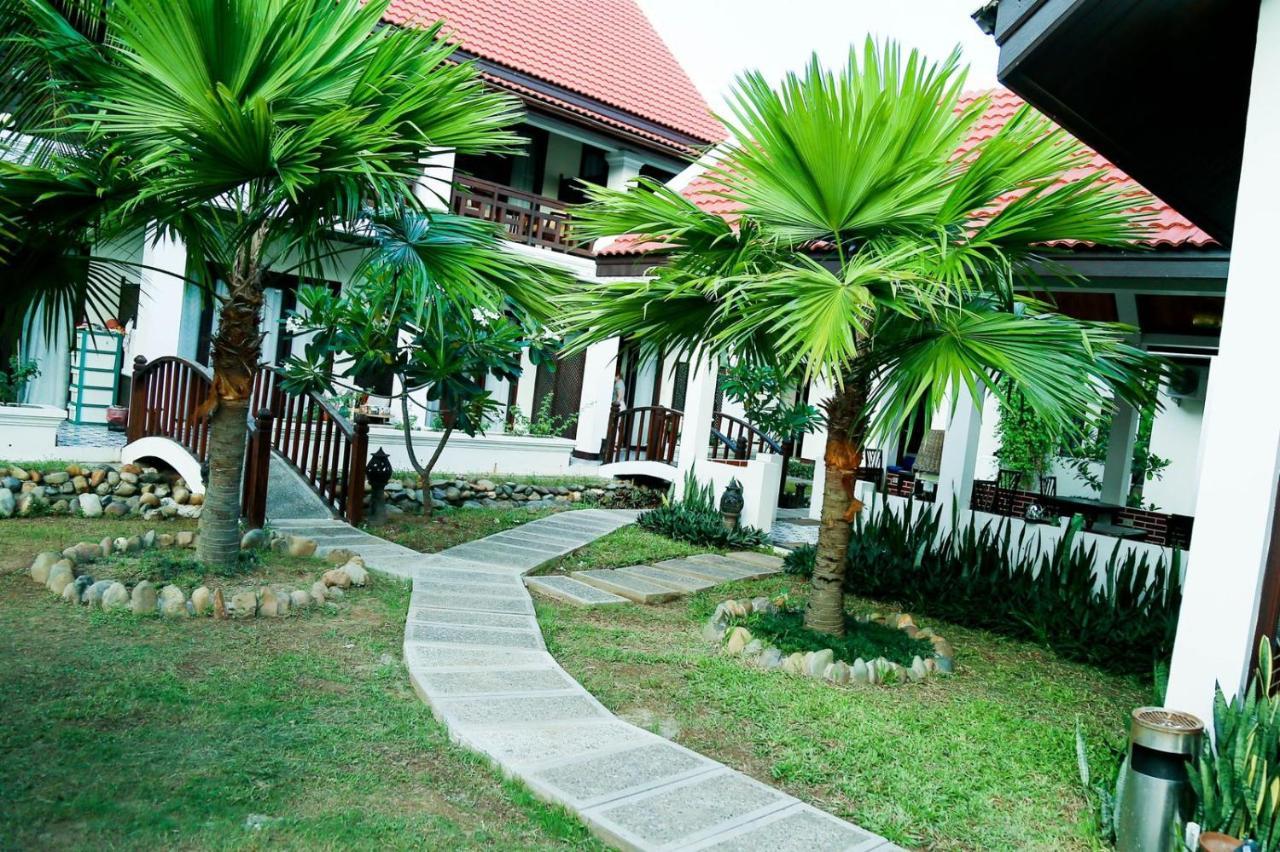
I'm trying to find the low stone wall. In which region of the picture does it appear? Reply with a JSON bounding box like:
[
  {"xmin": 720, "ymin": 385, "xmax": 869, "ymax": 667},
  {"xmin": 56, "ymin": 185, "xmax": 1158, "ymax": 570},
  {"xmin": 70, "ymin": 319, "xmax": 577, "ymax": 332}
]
[
  {"xmin": 372, "ymin": 475, "xmax": 663, "ymax": 514},
  {"xmin": 0, "ymin": 463, "xmax": 200, "ymax": 520}
]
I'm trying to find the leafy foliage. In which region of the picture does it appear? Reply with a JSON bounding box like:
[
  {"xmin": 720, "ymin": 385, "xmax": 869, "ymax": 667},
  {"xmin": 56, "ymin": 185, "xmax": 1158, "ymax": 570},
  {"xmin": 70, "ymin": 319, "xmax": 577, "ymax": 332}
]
[
  {"xmin": 0, "ymin": 357, "xmax": 40, "ymax": 404},
  {"xmin": 1074, "ymin": 717, "xmax": 1127, "ymax": 845},
  {"xmin": 1190, "ymin": 640, "xmax": 1280, "ymax": 850},
  {"xmin": 730, "ymin": 608, "xmax": 933, "ymax": 667},
  {"xmin": 509, "ymin": 394, "xmax": 580, "ymax": 439},
  {"xmin": 844, "ymin": 500, "xmax": 1182, "ymax": 673},
  {"xmin": 783, "ymin": 544, "xmax": 816, "ymax": 578},
  {"xmin": 719, "ymin": 362, "xmax": 824, "ymax": 443},
  {"xmin": 994, "ymin": 379, "xmax": 1058, "ymax": 488},
  {"xmin": 637, "ymin": 469, "xmax": 769, "ymax": 549}
]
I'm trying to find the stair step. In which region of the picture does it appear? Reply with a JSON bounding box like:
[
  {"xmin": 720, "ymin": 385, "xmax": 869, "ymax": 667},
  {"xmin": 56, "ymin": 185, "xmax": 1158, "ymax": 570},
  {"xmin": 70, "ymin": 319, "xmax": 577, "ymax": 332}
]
[
  {"xmin": 572, "ymin": 570, "xmax": 683, "ymax": 604},
  {"xmin": 525, "ymin": 575, "xmax": 629, "ymax": 607},
  {"xmin": 652, "ymin": 557, "xmax": 755, "ymax": 583},
  {"xmin": 615, "ymin": 564, "xmax": 716, "ymax": 593},
  {"xmin": 683, "ymin": 553, "xmax": 781, "ymax": 579}
]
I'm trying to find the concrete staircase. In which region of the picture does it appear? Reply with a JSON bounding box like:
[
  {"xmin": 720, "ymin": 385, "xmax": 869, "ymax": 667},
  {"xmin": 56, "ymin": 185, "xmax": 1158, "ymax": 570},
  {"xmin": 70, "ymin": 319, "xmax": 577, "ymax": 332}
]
[{"xmin": 526, "ymin": 552, "xmax": 784, "ymax": 606}]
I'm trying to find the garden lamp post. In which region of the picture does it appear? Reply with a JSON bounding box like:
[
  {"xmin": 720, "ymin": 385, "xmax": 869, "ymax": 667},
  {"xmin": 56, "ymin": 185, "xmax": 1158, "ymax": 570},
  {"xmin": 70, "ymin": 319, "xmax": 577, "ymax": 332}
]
[
  {"xmin": 366, "ymin": 448, "xmax": 393, "ymax": 526},
  {"xmin": 720, "ymin": 479, "xmax": 744, "ymax": 531}
]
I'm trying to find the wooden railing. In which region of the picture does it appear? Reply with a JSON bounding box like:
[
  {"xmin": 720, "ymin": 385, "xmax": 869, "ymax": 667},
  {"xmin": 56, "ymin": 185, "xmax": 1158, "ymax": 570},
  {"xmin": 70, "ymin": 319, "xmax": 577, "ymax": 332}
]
[
  {"xmin": 708, "ymin": 412, "xmax": 783, "ymax": 461},
  {"xmin": 127, "ymin": 355, "xmax": 213, "ymax": 463},
  {"xmin": 450, "ymin": 175, "xmax": 590, "ymax": 256},
  {"xmin": 248, "ymin": 368, "xmax": 368, "ymax": 527},
  {"xmin": 126, "ymin": 356, "xmax": 368, "ymax": 528},
  {"xmin": 602, "ymin": 403, "xmax": 683, "ymax": 465}
]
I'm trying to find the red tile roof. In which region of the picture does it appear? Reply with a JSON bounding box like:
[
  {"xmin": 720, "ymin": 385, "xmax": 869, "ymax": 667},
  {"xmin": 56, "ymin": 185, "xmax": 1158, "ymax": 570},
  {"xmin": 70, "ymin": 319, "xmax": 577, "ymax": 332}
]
[
  {"xmin": 601, "ymin": 88, "xmax": 1215, "ymax": 255},
  {"xmin": 383, "ymin": 0, "xmax": 724, "ymax": 153}
]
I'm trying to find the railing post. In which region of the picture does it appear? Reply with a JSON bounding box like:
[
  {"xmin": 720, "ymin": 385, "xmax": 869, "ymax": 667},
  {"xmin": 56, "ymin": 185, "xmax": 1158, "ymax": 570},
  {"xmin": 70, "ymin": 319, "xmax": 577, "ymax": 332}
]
[
  {"xmin": 778, "ymin": 437, "xmax": 794, "ymax": 500},
  {"xmin": 602, "ymin": 402, "xmax": 620, "ymax": 464},
  {"xmin": 127, "ymin": 355, "xmax": 148, "ymax": 442},
  {"xmin": 347, "ymin": 414, "xmax": 369, "ymax": 526},
  {"xmin": 245, "ymin": 408, "xmax": 273, "ymax": 529}
]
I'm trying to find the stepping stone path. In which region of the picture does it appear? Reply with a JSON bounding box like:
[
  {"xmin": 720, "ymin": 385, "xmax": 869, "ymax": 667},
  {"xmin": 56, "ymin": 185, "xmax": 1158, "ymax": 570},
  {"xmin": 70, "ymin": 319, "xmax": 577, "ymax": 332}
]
[
  {"xmin": 537, "ymin": 552, "xmax": 785, "ymax": 606},
  {"xmin": 280, "ymin": 508, "xmax": 897, "ymax": 851}
]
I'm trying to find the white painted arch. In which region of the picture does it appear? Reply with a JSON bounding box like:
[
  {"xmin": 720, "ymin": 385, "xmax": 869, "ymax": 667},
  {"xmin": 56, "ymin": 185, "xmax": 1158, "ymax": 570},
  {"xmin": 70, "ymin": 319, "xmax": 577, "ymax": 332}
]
[{"xmin": 120, "ymin": 436, "xmax": 205, "ymax": 495}]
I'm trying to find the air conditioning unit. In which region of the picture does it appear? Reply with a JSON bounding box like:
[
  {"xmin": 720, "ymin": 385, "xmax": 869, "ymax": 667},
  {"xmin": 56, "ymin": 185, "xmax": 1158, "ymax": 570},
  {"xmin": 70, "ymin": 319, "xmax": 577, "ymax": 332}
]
[{"xmin": 1166, "ymin": 364, "xmax": 1207, "ymax": 404}]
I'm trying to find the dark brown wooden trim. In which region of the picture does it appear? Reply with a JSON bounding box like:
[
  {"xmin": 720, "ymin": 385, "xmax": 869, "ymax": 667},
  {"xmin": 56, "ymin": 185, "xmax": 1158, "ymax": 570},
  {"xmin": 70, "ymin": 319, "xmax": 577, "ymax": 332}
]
[{"xmin": 571, "ymin": 449, "xmax": 602, "ymax": 461}]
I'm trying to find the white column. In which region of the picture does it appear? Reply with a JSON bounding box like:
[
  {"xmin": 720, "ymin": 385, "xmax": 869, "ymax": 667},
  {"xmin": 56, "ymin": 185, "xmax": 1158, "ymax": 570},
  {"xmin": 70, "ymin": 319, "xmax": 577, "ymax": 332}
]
[
  {"xmin": 485, "ymin": 372, "xmax": 512, "ymax": 430},
  {"xmin": 935, "ymin": 386, "xmax": 984, "ymax": 512},
  {"xmin": 573, "ymin": 337, "xmax": 621, "ymax": 458},
  {"xmin": 416, "ymin": 150, "xmax": 456, "ymax": 212},
  {"xmin": 674, "ymin": 354, "xmax": 718, "ymax": 498},
  {"xmin": 806, "ymin": 378, "xmax": 834, "ymax": 521},
  {"xmin": 1099, "ymin": 400, "xmax": 1138, "ymax": 506},
  {"xmin": 514, "ymin": 350, "xmax": 538, "ymax": 421},
  {"xmin": 1166, "ymin": 0, "xmax": 1280, "ymax": 723},
  {"xmin": 132, "ymin": 228, "xmax": 188, "ymax": 361},
  {"xmin": 606, "ymin": 150, "xmax": 645, "ymax": 191}
]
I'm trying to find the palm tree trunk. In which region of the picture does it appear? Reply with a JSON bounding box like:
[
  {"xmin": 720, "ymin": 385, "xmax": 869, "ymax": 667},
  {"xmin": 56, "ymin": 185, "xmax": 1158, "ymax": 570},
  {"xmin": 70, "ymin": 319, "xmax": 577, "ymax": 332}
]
[
  {"xmin": 803, "ymin": 370, "xmax": 870, "ymax": 637},
  {"xmin": 196, "ymin": 236, "xmax": 265, "ymax": 566}
]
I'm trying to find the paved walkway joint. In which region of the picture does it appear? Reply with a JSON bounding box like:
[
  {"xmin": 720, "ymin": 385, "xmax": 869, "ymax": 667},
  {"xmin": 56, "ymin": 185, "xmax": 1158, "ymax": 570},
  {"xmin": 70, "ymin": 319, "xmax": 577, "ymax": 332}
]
[{"xmin": 275, "ymin": 508, "xmax": 897, "ymax": 851}]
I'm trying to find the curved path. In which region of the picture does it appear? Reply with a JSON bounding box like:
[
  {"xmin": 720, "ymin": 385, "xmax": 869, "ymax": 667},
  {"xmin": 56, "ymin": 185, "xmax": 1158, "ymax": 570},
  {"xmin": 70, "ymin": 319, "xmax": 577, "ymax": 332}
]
[{"xmin": 271, "ymin": 509, "xmax": 896, "ymax": 851}]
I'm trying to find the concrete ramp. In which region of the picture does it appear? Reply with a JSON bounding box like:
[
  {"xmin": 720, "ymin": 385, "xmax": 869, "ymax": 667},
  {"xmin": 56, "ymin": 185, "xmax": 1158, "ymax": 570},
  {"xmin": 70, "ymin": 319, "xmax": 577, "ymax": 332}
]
[{"xmin": 265, "ymin": 455, "xmax": 332, "ymax": 521}]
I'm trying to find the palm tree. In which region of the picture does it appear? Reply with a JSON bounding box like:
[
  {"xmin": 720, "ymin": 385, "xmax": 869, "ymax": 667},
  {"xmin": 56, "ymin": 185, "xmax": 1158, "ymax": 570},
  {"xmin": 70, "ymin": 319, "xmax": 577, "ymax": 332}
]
[
  {"xmin": 0, "ymin": 0, "xmax": 547, "ymax": 566},
  {"xmin": 564, "ymin": 42, "xmax": 1165, "ymax": 636}
]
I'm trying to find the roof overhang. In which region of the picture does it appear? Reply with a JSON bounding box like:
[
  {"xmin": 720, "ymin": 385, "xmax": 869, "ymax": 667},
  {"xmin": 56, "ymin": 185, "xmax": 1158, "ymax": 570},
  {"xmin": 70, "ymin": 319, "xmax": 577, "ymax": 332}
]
[{"xmin": 984, "ymin": 0, "xmax": 1260, "ymax": 244}]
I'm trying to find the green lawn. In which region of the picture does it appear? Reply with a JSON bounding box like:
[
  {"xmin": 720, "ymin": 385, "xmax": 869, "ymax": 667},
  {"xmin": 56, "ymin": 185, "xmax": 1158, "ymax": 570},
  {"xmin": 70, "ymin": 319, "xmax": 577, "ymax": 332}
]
[
  {"xmin": 372, "ymin": 504, "xmax": 568, "ymax": 553},
  {"xmin": 0, "ymin": 517, "xmax": 600, "ymax": 850},
  {"xmin": 536, "ymin": 570, "xmax": 1146, "ymax": 851},
  {"xmin": 531, "ymin": 525, "xmax": 716, "ymax": 576}
]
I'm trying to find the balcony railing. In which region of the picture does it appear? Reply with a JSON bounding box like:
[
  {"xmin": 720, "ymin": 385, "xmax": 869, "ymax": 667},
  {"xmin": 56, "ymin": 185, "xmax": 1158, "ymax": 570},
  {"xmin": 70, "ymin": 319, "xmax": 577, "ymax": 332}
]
[{"xmin": 450, "ymin": 175, "xmax": 591, "ymax": 257}]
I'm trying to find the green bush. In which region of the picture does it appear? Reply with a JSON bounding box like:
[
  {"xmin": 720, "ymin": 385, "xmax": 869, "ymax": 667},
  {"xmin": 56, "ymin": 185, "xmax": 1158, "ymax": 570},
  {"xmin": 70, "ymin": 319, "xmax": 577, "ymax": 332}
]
[
  {"xmin": 637, "ymin": 469, "xmax": 769, "ymax": 549},
  {"xmin": 732, "ymin": 608, "xmax": 932, "ymax": 666},
  {"xmin": 1190, "ymin": 640, "xmax": 1280, "ymax": 850},
  {"xmin": 783, "ymin": 544, "xmax": 815, "ymax": 577},
  {"xmin": 844, "ymin": 500, "xmax": 1182, "ymax": 674},
  {"xmin": 787, "ymin": 459, "xmax": 815, "ymax": 480}
]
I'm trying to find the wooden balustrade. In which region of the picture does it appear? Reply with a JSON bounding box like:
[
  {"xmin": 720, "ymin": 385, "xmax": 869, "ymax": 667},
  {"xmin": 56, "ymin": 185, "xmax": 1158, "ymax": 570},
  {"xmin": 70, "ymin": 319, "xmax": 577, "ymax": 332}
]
[
  {"xmin": 449, "ymin": 175, "xmax": 590, "ymax": 256},
  {"xmin": 126, "ymin": 356, "xmax": 368, "ymax": 526},
  {"xmin": 127, "ymin": 355, "xmax": 214, "ymax": 463},
  {"xmin": 708, "ymin": 412, "xmax": 782, "ymax": 461},
  {"xmin": 602, "ymin": 403, "xmax": 683, "ymax": 465}
]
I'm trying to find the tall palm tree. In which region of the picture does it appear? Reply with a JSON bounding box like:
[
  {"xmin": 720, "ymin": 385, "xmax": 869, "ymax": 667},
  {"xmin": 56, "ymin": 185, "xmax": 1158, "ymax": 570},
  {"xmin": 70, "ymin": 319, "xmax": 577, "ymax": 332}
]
[
  {"xmin": 564, "ymin": 42, "xmax": 1164, "ymax": 636},
  {"xmin": 0, "ymin": 0, "xmax": 558, "ymax": 565}
]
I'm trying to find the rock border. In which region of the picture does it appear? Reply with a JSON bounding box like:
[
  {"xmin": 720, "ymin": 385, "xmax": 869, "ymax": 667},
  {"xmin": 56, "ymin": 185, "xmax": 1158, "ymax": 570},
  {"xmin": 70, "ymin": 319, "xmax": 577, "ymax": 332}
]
[
  {"xmin": 25, "ymin": 529, "xmax": 371, "ymax": 620},
  {"xmin": 703, "ymin": 597, "xmax": 956, "ymax": 685},
  {"xmin": 0, "ymin": 462, "xmax": 202, "ymax": 520}
]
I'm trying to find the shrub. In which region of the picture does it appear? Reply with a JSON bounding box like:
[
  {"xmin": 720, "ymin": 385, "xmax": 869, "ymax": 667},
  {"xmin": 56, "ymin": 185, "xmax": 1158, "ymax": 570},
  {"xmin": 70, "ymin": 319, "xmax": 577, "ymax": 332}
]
[
  {"xmin": 731, "ymin": 608, "xmax": 932, "ymax": 666},
  {"xmin": 783, "ymin": 544, "xmax": 815, "ymax": 577},
  {"xmin": 637, "ymin": 470, "xmax": 769, "ymax": 549},
  {"xmin": 1190, "ymin": 640, "xmax": 1280, "ymax": 850},
  {"xmin": 844, "ymin": 499, "xmax": 1182, "ymax": 674}
]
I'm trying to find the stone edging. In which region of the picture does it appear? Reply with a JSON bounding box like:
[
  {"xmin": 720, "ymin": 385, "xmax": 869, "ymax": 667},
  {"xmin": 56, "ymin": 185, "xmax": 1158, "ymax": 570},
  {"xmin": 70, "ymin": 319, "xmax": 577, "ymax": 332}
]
[
  {"xmin": 704, "ymin": 598, "xmax": 956, "ymax": 685},
  {"xmin": 25, "ymin": 529, "xmax": 371, "ymax": 619}
]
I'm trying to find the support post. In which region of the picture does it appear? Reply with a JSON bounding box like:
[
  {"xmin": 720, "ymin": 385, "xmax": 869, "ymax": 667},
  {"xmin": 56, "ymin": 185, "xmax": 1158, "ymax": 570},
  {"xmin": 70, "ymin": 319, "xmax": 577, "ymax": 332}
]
[
  {"xmin": 347, "ymin": 415, "xmax": 369, "ymax": 526},
  {"xmin": 244, "ymin": 409, "xmax": 273, "ymax": 530},
  {"xmin": 573, "ymin": 337, "xmax": 622, "ymax": 459},
  {"xmin": 602, "ymin": 401, "xmax": 621, "ymax": 464},
  {"xmin": 806, "ymin": 378, "xmax": 834, "ymax": 521},
  {"xmin": 935, "ymin": 386, "xmax": 985, "ymax": 513},
  {"xmin": 1099, "ymin": 401, "xmax": 1138, "ymax": 507},
  {"xmin": 674, "ymin": 355, "xmax": 718, "ymax": 498},
  {"xmin": 606, "ymin": 150, "xmax": 645, "ymax": 191},
  {"xmin": 132, "ymin": 227, "xmax": 189, "ymax": 361},
  {"xmin": 1166, "ymin": 0, "xmax": 1280, "ymax": 724},
  {"xmin": 127, "ymin": 356, "xmax": 148, "ymax": 442}
]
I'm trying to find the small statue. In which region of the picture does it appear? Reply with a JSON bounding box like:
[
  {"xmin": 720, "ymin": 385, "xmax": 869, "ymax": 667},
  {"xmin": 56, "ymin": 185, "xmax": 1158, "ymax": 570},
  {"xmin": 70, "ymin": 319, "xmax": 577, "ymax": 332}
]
[{"xmin": 720, "ymin": 478, "xmax": 745, "ymax": 531}]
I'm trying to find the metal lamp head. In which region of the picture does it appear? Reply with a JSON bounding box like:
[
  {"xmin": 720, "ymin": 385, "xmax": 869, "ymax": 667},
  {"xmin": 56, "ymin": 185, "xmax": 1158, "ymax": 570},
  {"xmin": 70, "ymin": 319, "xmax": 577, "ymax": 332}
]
[{"xmin": 366, "ymin": 448, "xmax": 393, "ymax": 490}]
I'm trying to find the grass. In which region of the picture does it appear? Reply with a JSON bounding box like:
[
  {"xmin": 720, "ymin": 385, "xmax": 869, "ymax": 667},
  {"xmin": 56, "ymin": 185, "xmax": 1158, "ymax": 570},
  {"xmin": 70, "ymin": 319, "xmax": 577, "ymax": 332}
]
[
  {"xmin": 536, "ymin": 570, "xmax": 1147, "ymax": 851},
  {"xmin": 373, "ymin": 504, "xmax": 568, "ymax": 553},
  {"xmin": 532, "ymin": 525, "xmax": 716, "ymax": 576},
  {"xmin": 0, "ymin": 517, "xmax": 602, "ymax": 850},
  {"xmin": 733, "ymin": 608, "xmax": 935, "ymax": 667}
]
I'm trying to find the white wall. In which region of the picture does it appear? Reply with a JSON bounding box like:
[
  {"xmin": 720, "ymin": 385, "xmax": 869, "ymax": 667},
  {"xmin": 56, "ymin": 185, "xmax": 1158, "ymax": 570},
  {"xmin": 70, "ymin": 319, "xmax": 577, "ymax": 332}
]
[
  {"xmin": 368, "ymin": 426, "xmax": 577, "ymax": 476},
  {"xmin": 690, "ymin": 455, "xmax": 785, "ymax": 533}
]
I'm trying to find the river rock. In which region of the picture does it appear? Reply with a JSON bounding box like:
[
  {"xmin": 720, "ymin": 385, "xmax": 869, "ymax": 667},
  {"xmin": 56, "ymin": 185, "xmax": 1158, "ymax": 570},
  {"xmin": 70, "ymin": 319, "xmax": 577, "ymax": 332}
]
[
  {"xmin": 131, "ymin": 581, "xmax": 158, "ymax": 615},
  {"xmin": 84, "ymin": 580, "xmax": 113, "ymax": 608},
  {"xmin": 172, "ymin": 486, "xmax": 189, "ymax": 504},
  {"xmin": 29, "ymin": 552, "xmax": 59, "ymax": 584},
  {"xmin": 240, "ymin": 528, "xmax": 268, "ymax": 550},
  {"xmin": 212, "ymin": 587, "xmax": 227, "ymax": 619},
  {"xmin": 60, "ymin": 582, "xmax": 81, "ymax": 603},
  {"xmin": 0, "ymin": 488, "xmax": 14, "ymax": 518},
  {"xmin": 101, "ymin": 582, "xmax": 129, "ymax": 612},
  {"xmin": 826, "ymin": 661, "xmax": 852, "ymax": 685},
  {"xmin": 230, "ymin": 591, "xmax": 257, "ymax": 618},
  {"xmin": 43, "ymin": 471, "xmax": 69, "ymax": 486},
  {"xmin": 45, "ymin": 560, "xmax": 75, "ymax": 596},
  {"xmin": 139, "ymin": 492, "xmax": 160, "ymax": 508},
  {"xmin": 78, "ymin": 493, "xmax": 103, "ymax": 517},
  {"xmin": 9, "ymin": 465, "xmax": 27, "ymax": 481},
  {"xmin": 289, "ymin": 589, "xmax": 311, "ymax": 609},
  {"xmin": 191, "ymin": 586, "xmax": 212, "ymax": 616},
  {"xmin": 287, "ymin": 536, "xmax": 317, "ymax": 558},
  {"xmin": 89, "ymin": 469, "xmax": 105, "ymax": 488},
  {"xmin": 725, "ymin": 626, "xmax": 753, "ymax": 654},
  {"xmin": 782, "ymin": 652, "xmax": 806, "ymax": 675},
  {"xmin": 341, "ymin": 561, "xmax": 368, "ymax": 587},
  {"xmin": 175, "ymin": 531, "xmax": 195, "ymax": 548},
  {"xmin": 322, "ymin": 569, "xmax": 351, "ymax": 589},
  {"xmin": 805, "ymin": 649, "xmax": 835, "ymax": 677},
  {"xmin": 258, "ymin": 588, "xmax": 280, "ymax": 617},
  {"xmin": 310, "ymin": 581, "xmax": 328, "ymax": 603},
  {"xmin": 159, "ymin": 585, "xmax": 187, "ymax": 617},
  {"xmin": 156, "ymin": 533, "xmax": 175, "ymax": 549},
  {"xmin": 72, "ymin": 574, "xmax": 94, "ymax": 601},
  {"xmin": 326, "ymin": 585, "xmax": 344, "ymax": 601},
  {"xmin": 325, "ymin": 548, "xmax": 357, "ymax": 565},
  {"xmin": 909, "ymin": 656, "xmax": 928, "ymax": 682},
  {"xmin": 756, "ymin": 647, "xmax": 784, "ymax": 669},
  {"xmin": 851, "ymin": 658, "xmax": 870, "ymax": 684}
]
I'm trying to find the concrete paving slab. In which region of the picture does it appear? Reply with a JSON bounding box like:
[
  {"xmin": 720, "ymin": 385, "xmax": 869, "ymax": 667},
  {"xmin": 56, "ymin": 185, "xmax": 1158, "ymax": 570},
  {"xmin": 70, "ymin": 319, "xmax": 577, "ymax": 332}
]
[
  {"xmin": 525, "ymin": 575, "xmax": 630, "ymax": 606},
  {"xmin": 584, "ymin": 770, "xmax": 791, "ymax": 851},
  {"xmin": 685, "ymin": 553, "xmax": 780, "ymax": 579},
  {"xmin": 616, "ymin": 564, "xmax": 716, "ymax": 592},
  {"xmin": 404, "ymin": 643, "xmax": 551, "ymax": 671},
  {"xmin": 455, "ymin": 719, "xmax": 655, "ymax": 768},
  {"xmin": 405, "ymin": 622, "xmax": 544, "ymax": 649},
  {"xmin": 725, "ymin": 551, "xmax": 785, "ymax": 571},
  {"xmin": 651, "ymin": 558, "xmax": 753, "ymax": 583},
  {"xmin": 527, "ymin": 740, "xmax": 719, "ymax": 810},
  {"xmin": 572, "ymin": 569, "xmax": 683, "ymax": 604},
  {"xmin": 417, "ymin": 666, "xmax": 580, "ymax": 697},
  {"xmin": 435, "ymin": 691, "xmax": 611, "ymax": 727},
  {"xmin": 407, "ymin": 567, "xmax": 525, "ymax": 587},
  {"xmin": 407, "ymin": 607, "xmax": 540, "ymax": 631},
  {"xmin": 410, "ymin": 591, "xmax": 535, "ymax": 615},
  {"xmin": 684, "ymin": 803, "xmax": 890, "ymax": 851}
]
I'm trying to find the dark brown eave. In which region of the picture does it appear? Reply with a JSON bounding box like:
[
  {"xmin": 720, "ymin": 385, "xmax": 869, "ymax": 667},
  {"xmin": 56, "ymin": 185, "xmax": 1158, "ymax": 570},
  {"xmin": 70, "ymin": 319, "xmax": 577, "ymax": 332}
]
[
  {"xmin": 986, "ymin": 0, "xmax": 1260, "ymax": 245},
  {"xmin": 453, "ymin": 48, "xmax": 715, "ymax": 160}
]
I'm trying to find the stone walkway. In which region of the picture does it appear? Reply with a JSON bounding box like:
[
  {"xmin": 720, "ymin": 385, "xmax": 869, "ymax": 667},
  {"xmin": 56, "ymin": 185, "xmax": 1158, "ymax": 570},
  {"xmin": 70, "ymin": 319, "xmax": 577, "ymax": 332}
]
[
  {"xmin": 529, "ymin": 552, "xmax": 785, "ymax": 606},
  {"xmin": 276, "ymin": 508, "xmax": 896, "ymax": 851}
]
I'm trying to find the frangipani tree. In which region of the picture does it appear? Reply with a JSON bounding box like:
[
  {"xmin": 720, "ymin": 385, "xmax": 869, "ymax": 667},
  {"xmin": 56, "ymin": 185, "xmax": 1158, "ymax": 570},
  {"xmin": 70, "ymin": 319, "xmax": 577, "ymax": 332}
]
[
  {"xmin": 0, "ymin": 0, "xmax": 557, "ymax": 565},
  {"xmin": 564, "ymin": 42, "xmax": 1165, "ymax": 637}
]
